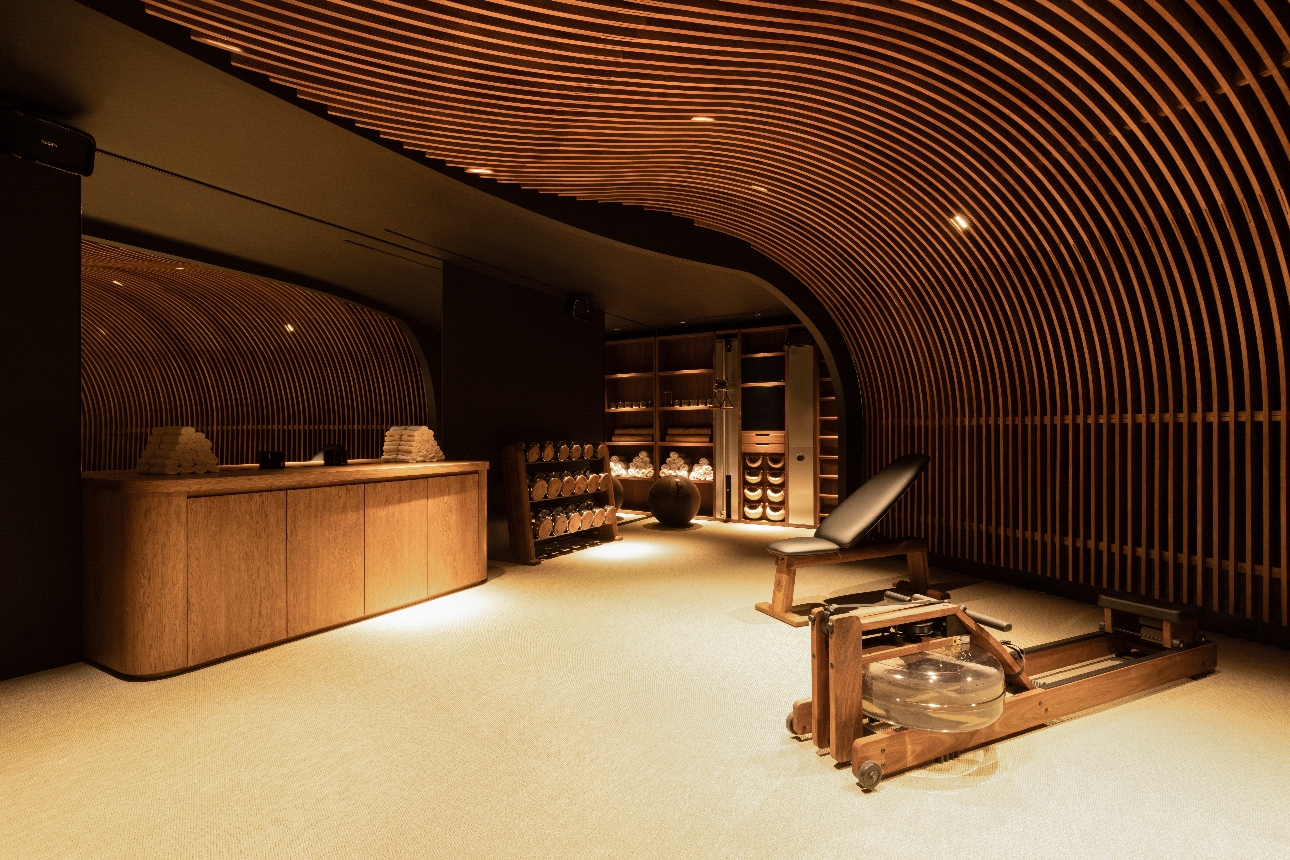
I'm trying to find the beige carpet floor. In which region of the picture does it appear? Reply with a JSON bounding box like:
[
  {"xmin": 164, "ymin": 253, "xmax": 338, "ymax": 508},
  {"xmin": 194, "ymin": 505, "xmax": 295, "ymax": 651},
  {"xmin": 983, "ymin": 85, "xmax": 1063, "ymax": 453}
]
[{"xmin": 2, "ymin": 520, "xmax": 1288, "ymax": 859}]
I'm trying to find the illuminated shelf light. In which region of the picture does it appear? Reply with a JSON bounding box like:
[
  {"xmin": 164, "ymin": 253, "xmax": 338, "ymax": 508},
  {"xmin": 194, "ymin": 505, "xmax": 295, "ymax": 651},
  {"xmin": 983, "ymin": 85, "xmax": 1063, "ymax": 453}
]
[
  {"xmin": 465, "ymin": 167, "xmax": 493, "ymax": 174},
  {"xmin": 951, "ymin": 214, "xmax": 971, "ymax": 231},
  {"xmin": 690, "ymin": 116, "xmax": 715, "ymax": 122}
]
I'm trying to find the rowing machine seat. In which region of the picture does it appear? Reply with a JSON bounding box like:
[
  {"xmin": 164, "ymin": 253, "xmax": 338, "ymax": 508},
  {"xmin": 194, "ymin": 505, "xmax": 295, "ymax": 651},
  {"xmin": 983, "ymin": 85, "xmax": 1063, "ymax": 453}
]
[{"xmin": 1097, "ymin": 594, "xmax": 1201, "ymax": 623}]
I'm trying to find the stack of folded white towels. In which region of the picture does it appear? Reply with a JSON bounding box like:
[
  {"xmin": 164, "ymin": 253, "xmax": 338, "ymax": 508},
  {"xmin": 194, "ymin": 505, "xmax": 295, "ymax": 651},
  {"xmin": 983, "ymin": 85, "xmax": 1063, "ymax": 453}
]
[
  {"xmin": 609, "ymin": 455, "xmax": 627, "ymax": 477},
  {"xmin": 659, "ymin": 451, "xmax": 691, "ymax": 478},
  {"xmin": 628, "ymin": 450, "xmax": 654, "ymax": 478},
  {"xmin": 690, "ymin": 458, "xmax": 714, "ymax": 481},
  {"xmin": 380, "ymin": 426, "xmax": 445, "ymax": 462},
  {"xmin": 136, "ymin": 426, "xmax": 220, "ymax": 474}
]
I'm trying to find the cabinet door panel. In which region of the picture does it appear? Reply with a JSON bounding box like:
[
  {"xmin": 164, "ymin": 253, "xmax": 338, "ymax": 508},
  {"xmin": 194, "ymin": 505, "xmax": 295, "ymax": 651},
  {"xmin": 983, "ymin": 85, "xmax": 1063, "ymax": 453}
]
[
  {"xmin": 188, "ymin": 492, "xmax": 287, "ymax": 666},
  {"xmin": 84, "ymin": 489, "xmax": 188, "ymax": 676},
  {"xmin": 364, "ymin": 480, "xmax": 428, "ymax": 613},
  {"xmin": 427, "ymin": 472, "xmax": 485, "ymax": 596},
  {"xmin": 287, "ymin": 484, "xmax": 365, "ymax": 636}
]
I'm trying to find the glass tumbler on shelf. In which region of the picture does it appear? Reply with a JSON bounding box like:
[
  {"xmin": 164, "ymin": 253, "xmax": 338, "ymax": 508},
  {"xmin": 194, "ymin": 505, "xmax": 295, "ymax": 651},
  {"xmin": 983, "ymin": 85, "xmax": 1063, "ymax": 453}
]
[{"xmin": 663, "ymin": 390, "xmax": 673, "ymax": 407}]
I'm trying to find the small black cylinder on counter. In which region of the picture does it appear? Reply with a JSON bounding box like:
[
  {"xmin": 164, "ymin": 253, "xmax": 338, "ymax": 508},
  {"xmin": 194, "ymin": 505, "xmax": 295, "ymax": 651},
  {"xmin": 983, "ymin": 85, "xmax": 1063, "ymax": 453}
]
[{"xmin": 258, "ymin": 450, "xmax": 286, "ymax": 469}]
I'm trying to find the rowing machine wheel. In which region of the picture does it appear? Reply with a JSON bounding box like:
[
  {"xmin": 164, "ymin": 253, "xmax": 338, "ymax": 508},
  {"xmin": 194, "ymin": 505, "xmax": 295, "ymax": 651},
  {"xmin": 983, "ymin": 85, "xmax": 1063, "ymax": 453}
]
[{"xmin": 856, "ymin": 760, "xmax": 882, "ymax": 792}]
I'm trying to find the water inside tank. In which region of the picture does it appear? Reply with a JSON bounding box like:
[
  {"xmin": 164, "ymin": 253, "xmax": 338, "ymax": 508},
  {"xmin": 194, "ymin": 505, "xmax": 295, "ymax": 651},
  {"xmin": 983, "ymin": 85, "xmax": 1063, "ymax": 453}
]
[{"xmin": 863, "ymin": 646, "xmax": 1006, "ymax": 732}]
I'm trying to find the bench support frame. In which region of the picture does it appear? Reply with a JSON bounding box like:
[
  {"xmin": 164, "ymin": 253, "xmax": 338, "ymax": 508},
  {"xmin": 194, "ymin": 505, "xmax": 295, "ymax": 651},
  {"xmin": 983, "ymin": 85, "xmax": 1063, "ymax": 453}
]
[{"xmin": 756, "ymin": 537, "xmax": 929, "ymax": 627}]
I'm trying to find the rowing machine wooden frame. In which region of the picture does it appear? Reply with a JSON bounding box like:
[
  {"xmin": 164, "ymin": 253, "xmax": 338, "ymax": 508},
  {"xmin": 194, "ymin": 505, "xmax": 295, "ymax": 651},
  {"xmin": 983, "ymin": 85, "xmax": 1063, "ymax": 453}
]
[{"xmin": 785, "ymin": 601, "xmax": 1216, "ymax": 790}]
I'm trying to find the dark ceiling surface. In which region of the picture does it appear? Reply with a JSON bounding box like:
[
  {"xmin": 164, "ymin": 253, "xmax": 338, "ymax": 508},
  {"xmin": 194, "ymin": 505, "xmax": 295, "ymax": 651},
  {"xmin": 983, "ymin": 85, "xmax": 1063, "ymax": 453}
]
[
  {"xmin": 109, "ymin": 0, "xmax": 1290, "ymax": 629},
  {"xmin": 0, "ymin": 0, "xmax": 787, "ymax": 331}
]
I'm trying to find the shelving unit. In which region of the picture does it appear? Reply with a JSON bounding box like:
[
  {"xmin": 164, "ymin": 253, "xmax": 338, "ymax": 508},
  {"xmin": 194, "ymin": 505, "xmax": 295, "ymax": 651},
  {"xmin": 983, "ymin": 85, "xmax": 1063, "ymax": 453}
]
[
  {"xmin": 502, "ymin": 442, "xmax": 620, "ymax": 565},
  {"xmin": 818, "ymin": 353, "xmax": 838, "ymax": 519},
  {"xmin": 736, "ymin": 327, "xmax": 790, "ymax": 525},
  {"xmin": 605, "ymin": 328, "xmax": 825, "ymax": 525},
  {"xmin": 605, "ymin": 333, "xmax": 716, "ymax": 516}
]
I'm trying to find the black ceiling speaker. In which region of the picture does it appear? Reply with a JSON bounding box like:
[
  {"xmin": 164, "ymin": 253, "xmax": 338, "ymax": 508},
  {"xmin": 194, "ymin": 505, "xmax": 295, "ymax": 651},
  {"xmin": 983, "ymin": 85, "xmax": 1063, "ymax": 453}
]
[
  {"xmin": 565, "ymin": 295, "xmax": 594, "ymax": 321},
  {"xmin": 0, "ymin": 109, "xmax": 96, "ymax": 176}
]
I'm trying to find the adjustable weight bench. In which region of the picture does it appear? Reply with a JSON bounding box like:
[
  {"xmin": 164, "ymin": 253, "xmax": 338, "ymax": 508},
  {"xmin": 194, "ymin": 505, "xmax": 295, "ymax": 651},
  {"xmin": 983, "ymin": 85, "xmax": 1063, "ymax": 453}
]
[{"xmin": 756, "ymin": 454, "xmax": 932, "ymax": 627}]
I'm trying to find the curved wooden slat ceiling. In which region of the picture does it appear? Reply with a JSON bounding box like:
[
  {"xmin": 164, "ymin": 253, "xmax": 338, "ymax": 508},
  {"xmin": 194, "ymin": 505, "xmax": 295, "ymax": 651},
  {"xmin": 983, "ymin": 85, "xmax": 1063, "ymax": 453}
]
[
  {"xmin": 142, "ymin": 1, "xmax": 1288, "ymax": 626},
  {"xmin": 82, "ymin": 239, "xmax": 428, "ymax": 471}
]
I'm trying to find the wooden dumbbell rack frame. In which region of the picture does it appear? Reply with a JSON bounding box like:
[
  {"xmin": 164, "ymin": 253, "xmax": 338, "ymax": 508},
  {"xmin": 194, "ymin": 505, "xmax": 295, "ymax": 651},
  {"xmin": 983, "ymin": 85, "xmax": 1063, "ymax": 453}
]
[
  {"xmin": 786, "ymin": 599, "xmax": 1217, "ymax": 791},
  {"xmin": 502, "ymin": 443, "xmax": 621, "ymax": 565}
]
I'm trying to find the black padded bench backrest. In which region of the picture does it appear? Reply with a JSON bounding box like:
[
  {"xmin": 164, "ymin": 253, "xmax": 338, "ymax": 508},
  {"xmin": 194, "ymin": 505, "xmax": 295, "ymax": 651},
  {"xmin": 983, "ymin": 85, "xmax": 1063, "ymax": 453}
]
[{"xmin": 815, "ymin": 453, "xmax": 931, "ymax": 548}]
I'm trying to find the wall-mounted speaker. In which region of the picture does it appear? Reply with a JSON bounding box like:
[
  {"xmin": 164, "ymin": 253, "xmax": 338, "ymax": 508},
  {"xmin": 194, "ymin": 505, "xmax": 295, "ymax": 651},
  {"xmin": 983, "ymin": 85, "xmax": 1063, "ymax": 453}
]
[
  {"xmin": 565, "ymin": 295, "xmax": 594, "ymax": 321},
  {"xmin": 0, "ymin": 109, "xmax": 96, "ymax": 176}
]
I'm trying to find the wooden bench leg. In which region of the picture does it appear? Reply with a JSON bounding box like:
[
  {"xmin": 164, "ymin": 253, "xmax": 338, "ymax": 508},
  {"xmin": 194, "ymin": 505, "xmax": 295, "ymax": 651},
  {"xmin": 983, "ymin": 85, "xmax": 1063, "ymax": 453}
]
[
  {"xmin": 756, "ymin": 557, "xmax": 810, "ymax": 626},
  {"xmin": 771, "ymin": 556, "xmax": 796, "ymax": 614},
  {"xmin": 906, "ymin": 550, "xmax": 930, "ymax": 595}
]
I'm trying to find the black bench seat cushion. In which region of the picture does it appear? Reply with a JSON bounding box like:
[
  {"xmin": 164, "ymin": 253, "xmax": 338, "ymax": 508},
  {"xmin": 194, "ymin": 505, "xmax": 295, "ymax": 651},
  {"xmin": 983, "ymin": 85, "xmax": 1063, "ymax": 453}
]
[
  {"xmin": 1097, "ymin": 594, "xmax": 1201, "ymax": 623},
  {"xmin": 814, "ymin": 454, "xmax": 931, "ymax": 548},
  {"xmin": 767, "ymin": 537, "xmax": 842, "ymax": 556}
]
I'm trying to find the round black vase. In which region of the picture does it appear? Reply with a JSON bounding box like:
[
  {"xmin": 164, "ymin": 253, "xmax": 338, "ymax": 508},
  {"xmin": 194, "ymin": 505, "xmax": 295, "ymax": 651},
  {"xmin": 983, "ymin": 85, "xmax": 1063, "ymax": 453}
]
[{"xmin": 648, "ymin": 476, "xmax": 701, "ymax": 527}]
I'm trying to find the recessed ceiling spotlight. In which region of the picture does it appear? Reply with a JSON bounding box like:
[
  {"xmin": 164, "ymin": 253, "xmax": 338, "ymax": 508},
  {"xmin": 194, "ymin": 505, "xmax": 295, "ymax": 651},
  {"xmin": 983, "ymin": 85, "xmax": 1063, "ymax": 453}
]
[
  {"xmin": 466, "ymin": 167, "xmax": 493, "ymax": 175},
  {"xmin": 195, "ymin": 37, "xmax": 244, "ymax": 53},
  {"xmin": 951, "ymin": 214, "xmax": 971, "ymax": 231},
  {"xmin": 690, "ymin": 116, "xmax": 715, "ymax": 122},
  {"xmin": 111, "ymin": 280, "xmax": 123, "ymax": 286},
  {"xmin": 284, "ymin": 323, "xmax": 296, "ymax": 333}
]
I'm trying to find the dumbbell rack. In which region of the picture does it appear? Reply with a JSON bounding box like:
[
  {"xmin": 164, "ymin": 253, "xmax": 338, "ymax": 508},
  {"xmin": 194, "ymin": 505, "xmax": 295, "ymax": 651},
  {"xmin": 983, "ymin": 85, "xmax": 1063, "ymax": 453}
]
[{"xmin": 502, "ymin": 442, "xmax": 621, "ymax": 565}]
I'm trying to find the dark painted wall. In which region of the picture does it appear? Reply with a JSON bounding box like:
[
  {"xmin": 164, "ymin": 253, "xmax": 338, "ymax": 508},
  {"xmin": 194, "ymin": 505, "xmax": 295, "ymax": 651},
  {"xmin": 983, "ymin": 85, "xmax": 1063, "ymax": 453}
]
[
  {"xmin": 440, "ymin": 262, "xmax": 603, "ymax": 552},
  {"xmin": 0, "ymin": 154, "xmax": 83, "ymax": 680}
]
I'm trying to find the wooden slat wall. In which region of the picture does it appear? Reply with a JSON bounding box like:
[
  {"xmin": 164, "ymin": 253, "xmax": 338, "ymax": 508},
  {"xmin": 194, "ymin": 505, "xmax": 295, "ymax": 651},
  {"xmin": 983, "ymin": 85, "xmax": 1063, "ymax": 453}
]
[
  {"xmin": 81, "ymin": 240, "xmax": 428, "ymax": 470},
  {"xmin": 142, "ymin": 1, "xmax": 1288, "ymax": 625}
]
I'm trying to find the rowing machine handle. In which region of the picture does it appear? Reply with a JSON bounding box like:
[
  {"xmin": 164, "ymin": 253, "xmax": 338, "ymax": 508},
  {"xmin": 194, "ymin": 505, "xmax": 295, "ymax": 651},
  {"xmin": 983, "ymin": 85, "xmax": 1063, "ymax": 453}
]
[{"xmin": 964, "ymin": 609, "xmax": 1012, "ymax": 632}]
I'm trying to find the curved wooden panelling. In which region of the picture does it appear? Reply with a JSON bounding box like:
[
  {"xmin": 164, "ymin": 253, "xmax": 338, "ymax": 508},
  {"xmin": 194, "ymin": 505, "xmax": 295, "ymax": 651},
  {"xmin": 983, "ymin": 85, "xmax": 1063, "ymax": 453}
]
[
  {"xmin": 82, "ymin": 240, "xmax": 429, "ymax": 471},
  {"xmin": 143, "ymin": 2, "xmax": 1288, "ymax": 626}
]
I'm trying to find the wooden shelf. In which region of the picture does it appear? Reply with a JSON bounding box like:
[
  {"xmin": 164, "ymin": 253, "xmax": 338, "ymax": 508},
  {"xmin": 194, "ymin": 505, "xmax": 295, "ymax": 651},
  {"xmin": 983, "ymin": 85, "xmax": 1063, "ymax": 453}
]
[
  {"xmin": 657, "ymin": 369, "xmax": 713, "ymax": 376},
  {"xmin": 819, "ymin": 396, "xmax": 836, "ymax": 401},
  {"xmin": 740, "ymin": 381, "xmax": 784, "ymax": 388},
  {"xmin": 819, "ymin": 435, "xmax": 839, "ymax": 439},
  {"xmin": 660, "ymin": 405, "xmax": 714, "ymax": 410},
  {"xmin": 743, "ymin": 351, "xmax": 786, "ymax": 358},
  {"xmin": 820, "ymin": 493, "xmax": 839, "ymax": 500},
  {"xmin": 605, "ymin": 372, "xmax": 653, "ymax": 379},
  {"xmin": 606, "ymin": 407, "xmax": 654, "ymax": 412},
  {"xmin": 819, "ymin": 454, "xmax": 838, "ymax": 460},
  {"xmin": 659, "ymin": 441, "xmax": 713, "ymax": 447}
]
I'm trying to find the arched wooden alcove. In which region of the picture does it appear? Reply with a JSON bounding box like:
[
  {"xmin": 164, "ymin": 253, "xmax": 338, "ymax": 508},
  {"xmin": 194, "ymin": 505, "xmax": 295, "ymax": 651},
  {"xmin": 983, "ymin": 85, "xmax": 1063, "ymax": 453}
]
[{"xmin": 82, "ymin": 240, "xmax": 429, "ymax": 470}]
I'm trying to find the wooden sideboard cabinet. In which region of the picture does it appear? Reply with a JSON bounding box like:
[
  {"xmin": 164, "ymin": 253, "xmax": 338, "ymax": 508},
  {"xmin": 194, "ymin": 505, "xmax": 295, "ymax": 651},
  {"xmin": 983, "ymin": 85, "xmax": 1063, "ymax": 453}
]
[{"xmin": 82, "ymin": 461, "xmax": 488, "ymax": 678}]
